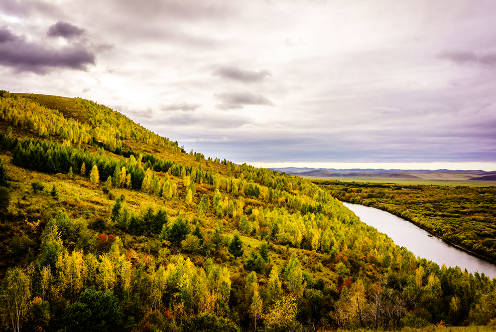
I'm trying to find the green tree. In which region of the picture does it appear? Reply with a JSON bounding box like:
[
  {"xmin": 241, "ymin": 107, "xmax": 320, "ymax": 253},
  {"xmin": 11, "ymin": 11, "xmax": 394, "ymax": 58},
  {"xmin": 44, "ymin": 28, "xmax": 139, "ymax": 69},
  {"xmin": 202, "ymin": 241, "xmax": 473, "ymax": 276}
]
[
  {"xmin": 64, "ymin": 287, "xmax": 123, "ymax": 332},
  {"xmin": 267, "ymin": 266, "xmax": 282, "ymax": 302},
  {"xmin": 259, "ymin": 241, "xmax": 270, "ymax": 262},
  {"xmin": 80, "ymin": 162, "xmax": 86, "ymax": 176},
  {"xmin": 160, "ymin": 215, "xmax": 189, "ymax": 245},
  {"xmin": 284, "ymin": 252, "xmax": 305, "ymax": 297},
  {"xmin": 228, "ymin": 233, "xmax": 244, "ymax": 260},
  {"xmin": 0, "ymin": 187, "xmax": 10, "ymax": 211},
  {"xmin": 0, "ymin": 158, "xmax": 8, "ymax": 186}
]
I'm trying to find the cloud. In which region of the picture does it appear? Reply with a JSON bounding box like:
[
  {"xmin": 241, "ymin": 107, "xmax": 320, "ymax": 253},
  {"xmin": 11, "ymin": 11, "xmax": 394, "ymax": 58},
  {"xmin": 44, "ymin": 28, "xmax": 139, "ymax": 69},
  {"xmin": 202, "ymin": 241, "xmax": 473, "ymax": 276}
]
[
  {"xmin": 0, "ymin": 28, "xmax": 18, "ymax": 43},
  {"xmin": 213, "ymin": 66, "xmax": 271, "ymax": 83},
  {"xmin": 437, "ymin": 49, "xmax": 496, "ymax": 66},
  {"xmin": 161, "ymin": 102, "xmax": 200, "ymax": 112},
  {"xmin": 0, "ymin": 27, "xmax": 95, "ymax": 73},
  {"xmin": 215, "ymin": 92, "xmax": 274, "ymax": 109},
  {"xmin": 47, "ymin": 21, "xmax": 86, "ymax": 39}
]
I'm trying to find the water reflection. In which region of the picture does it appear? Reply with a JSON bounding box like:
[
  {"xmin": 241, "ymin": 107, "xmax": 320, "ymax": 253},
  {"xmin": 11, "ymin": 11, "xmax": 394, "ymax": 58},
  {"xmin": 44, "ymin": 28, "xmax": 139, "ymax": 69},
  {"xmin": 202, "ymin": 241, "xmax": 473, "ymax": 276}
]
[{"xmin": 343, "ymin": 202, "xmax": 496, "ymax": 279}]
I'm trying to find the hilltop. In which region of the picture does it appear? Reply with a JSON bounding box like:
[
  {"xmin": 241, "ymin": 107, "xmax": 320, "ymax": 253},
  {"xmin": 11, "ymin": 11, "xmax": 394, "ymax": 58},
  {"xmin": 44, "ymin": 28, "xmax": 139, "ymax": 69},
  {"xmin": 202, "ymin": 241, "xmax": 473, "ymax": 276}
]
[{"xmin": 0, "ymin": 90, "xmax": 495, "ymax": 331}]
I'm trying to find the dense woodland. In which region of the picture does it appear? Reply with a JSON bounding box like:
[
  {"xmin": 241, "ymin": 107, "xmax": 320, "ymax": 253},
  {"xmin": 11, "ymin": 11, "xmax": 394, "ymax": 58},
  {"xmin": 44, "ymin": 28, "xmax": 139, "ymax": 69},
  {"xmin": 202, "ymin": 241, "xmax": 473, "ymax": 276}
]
[
  {"xmin": 0, "ymin": 91, "xmax": 496, "ymax": 331},
  {"xmin": 315, "ymin": 181, "xmax": 496, "ymax": 262}
]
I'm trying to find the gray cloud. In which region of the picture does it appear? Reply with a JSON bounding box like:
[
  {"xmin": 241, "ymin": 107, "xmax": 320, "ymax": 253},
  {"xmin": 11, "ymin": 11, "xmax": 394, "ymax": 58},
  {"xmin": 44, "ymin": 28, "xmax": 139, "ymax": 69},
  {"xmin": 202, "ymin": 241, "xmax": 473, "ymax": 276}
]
[
  {"xmin": 213, "ymin": 66, "xmax": 271, "ymax": 83},
  {"xmin": 0, "ymin": 0, "xmax": 60, "ymax": 18},
  {"xmin": 437, "ymin": 49, "xmax": 496, "ymax": 66},
  {"xmin": 215, "ymin": 92, "xmax": 274, "ymax": 109},
  {"xmin": 161, "ymin": 102, "xmax": 201, "ymax": 112},
  {"xmin": 0, "ymin": 28, "xmax": 18, "ymax": 43},
  {"xmin": 47, "ymin": 21, "xmax": 86, "ymax": 39},
  {"xmin": 0, "ymin": 27, "xmax": 95, "ymax": 73}
]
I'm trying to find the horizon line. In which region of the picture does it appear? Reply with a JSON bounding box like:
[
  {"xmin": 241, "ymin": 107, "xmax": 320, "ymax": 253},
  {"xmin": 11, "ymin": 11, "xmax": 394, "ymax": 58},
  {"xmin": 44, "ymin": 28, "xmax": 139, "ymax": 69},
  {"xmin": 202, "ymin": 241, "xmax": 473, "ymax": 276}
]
[{"xmin": 245, "ymin": 161, "xmax": 496, "ymax": 172}]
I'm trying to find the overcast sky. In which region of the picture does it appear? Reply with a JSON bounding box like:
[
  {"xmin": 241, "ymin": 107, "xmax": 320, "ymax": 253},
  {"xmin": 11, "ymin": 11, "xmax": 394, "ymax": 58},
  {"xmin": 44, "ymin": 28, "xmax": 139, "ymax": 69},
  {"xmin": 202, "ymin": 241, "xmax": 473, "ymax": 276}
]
[{"xmin": 2, "ymin": 0, "xmax": 496, "ymax": 169}]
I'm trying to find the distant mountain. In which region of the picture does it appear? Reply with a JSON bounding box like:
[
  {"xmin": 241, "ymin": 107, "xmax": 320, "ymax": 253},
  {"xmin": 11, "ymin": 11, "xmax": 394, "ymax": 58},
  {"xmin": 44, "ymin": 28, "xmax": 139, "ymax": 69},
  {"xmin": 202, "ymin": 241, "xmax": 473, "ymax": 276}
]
[
  {"xmin": 469, "ymin": 174, "xmax": 496, "ymax": 181},
  {"xmin": 273, "ymin": 167, "xmax": 495, "ymax": 181}
]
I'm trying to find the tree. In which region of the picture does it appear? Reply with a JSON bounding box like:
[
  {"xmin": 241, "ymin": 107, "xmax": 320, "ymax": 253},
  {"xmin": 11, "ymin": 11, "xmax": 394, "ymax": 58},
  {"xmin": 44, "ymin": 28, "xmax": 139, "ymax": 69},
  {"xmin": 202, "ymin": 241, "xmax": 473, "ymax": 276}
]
[
  {"xmin": 284, "ymin": 252, "xmax": 305, "ymax": 297},
  {"xmin": 267, "ymin": 266, "xmax": 282, "ymax": 302},
  {"xmin": 259, "ymin": 241, "xmax": 270, "ymax": 262},
  {"xmin": 0, "ymin": 158, "xmax": 8, "ymax": 186},
  {"xmin": 250, "ymin": 291, "xmax": 263, "ymax": 332},
  {"xmin": 0, "ymin": 268, "xmax": 31, "ymax": 332},
  {"xmin": 105, "ymin": 176, "xmax": 112, "ymax": 189},
  {"xmin": 0, "ymin": 187, "xmax": 10, "ymax": 211},
  {"xmin": 264, "ymin": 295, "xmax": 298, "ymax": 331},
  {"xmin": 228, "ymin": 233, "xmax": 244, "ymax": 260},
  {"xmin": 80, "ymin": 162, "xmax": 86, "ymax": 176},
  {"xmin": 64, "ymin": 287, "xmax": 123, "ymax": 332},
  {"xmin": 112, "ymin": 166, "xmax": 120, "ymax": 187},
  {"xmin": 185, "ymin": 188, "xmax": 193, "ymax": 203},
  {"xmin": 161, "ymin": 215, "xmax": 189, "ymax": 245},
  {"xmin": 90, "ymin": 165, "xmax": 99, "ymax": 184}
]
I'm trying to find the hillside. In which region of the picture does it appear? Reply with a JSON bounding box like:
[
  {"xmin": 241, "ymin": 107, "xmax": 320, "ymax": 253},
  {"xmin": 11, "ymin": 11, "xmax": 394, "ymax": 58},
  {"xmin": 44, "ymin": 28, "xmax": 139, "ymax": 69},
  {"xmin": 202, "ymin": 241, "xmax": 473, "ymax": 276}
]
[{"xmin": 0, "ymin": 90, "xmax": 496, "ymax": 331}]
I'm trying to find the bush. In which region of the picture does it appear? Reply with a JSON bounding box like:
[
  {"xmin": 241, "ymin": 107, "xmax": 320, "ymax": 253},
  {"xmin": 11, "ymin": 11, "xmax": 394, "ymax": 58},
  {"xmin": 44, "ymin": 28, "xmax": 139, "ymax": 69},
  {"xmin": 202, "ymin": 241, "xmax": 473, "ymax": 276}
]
[
  {"xmin": 64, "ymin": 288, "xmax": 123, "ymax": 332},
  {"xmin": 400, "ymin": 313, "xmax": 431, "ymax": 328},
  {"xmin": 102, "ymin": 186, "xmax": 109, "ymax": 195},
  {"xmin": 31, "ymin": 181, "xmax": 45, "ymax": 193},
  {"xmin": 0, "ymin": 187, "xmax": 10, "ymax": 211},
  {"xmin": 9, "ymin": 234, "xmax": 34, "ymax": 256},
  {"xmin": 181, "ymin": 234, "xmax": 201, "ymax": 254},
  {"xmin": 180, "ymin": 313, "xmax": 240, "ymax": 332}
]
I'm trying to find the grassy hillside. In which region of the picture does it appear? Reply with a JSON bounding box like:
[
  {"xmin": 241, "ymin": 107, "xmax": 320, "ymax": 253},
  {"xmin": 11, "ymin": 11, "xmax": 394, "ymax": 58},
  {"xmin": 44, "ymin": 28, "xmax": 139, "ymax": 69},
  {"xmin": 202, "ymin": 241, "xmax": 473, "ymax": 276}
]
[{"xmin": 0, "ymin": 90, "xmax": 496, "ymax": 331}]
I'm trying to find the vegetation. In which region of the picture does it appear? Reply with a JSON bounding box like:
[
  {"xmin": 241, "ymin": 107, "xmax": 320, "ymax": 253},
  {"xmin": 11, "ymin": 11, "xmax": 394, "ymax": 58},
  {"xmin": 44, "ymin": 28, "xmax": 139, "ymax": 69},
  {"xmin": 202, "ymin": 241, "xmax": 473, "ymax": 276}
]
[
  {"xmin": 316, "ymin": 180, "xmax": 496, "ymax": 261},
  {"xmin": 0, "ymin": 91, "xmax": 495, "ymax": 331}
]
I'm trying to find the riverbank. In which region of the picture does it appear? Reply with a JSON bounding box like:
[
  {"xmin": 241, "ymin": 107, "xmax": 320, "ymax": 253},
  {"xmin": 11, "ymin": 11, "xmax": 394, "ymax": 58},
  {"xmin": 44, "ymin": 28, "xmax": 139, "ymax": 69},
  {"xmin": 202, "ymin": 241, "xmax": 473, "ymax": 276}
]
[
  {"xmin": 342, "ymin": 202, "xmax": 496, "ymax": 278},
  {"xmin": 315, "ymin": 180, "xmax": 496, "ymax": 264},
  {"xmin": 343, "ymin": 199, "xmax": 496, "ymax": 265}
]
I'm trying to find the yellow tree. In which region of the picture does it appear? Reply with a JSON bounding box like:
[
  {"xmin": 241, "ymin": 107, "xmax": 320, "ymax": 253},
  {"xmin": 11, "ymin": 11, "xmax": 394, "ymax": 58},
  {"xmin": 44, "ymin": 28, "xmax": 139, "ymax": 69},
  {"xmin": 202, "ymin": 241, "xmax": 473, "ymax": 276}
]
[
  {"xmin": 264, "ymin": 295, "xmax": 297, "ymax": 331},
  {"xmin": 0, "ymin": 268, "xmax": 31, "ymax": 332},
  {"xmin": 90, "ymin": 165, "xmax": 99, "ymax": 184},
  {"xmin": 250, "ymin": 290, "xmax": 263, "ymax": 332}
]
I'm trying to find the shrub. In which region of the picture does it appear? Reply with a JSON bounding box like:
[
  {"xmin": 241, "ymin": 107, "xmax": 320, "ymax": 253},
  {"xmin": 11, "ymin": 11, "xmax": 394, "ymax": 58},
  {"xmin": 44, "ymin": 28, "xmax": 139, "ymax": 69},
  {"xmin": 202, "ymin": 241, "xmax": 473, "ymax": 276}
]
[
  {"xmin": 9, "ymin": 234, "xmax": 34, "ymax": 256},
  {"xmin": 102, "ymin": 186, "xmax": 109, "ymax": 195},
  {"xmin": 180, "ymin": 313, "xmax": 240, "ymax": 332},
  {"xmin": 31, "ymin": 181, "xmax": 45, "ymax": 193},
  {"xmin": 181, "ymin": 234, "xmax": 201, "ymax": 254},
  {"xmin": 0, "ymin": 187, "xmax": 10, "ymax": 211}
]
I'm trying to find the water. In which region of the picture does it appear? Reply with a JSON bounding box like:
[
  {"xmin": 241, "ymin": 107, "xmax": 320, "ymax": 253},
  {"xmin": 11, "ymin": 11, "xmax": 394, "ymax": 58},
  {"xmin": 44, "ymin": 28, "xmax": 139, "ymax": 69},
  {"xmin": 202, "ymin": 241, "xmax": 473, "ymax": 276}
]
[{"xmin": 343, "ymin": 202, "xmax": 496, "ymax": 279}]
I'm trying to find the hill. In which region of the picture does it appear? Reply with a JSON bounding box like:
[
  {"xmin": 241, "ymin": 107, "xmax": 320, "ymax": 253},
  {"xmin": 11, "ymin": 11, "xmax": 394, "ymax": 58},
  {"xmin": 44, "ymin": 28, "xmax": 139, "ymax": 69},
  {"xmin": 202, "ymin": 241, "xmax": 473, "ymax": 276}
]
[{"xmin": 0, "ymin": 90, "xmax": 495, "ymax": 331}]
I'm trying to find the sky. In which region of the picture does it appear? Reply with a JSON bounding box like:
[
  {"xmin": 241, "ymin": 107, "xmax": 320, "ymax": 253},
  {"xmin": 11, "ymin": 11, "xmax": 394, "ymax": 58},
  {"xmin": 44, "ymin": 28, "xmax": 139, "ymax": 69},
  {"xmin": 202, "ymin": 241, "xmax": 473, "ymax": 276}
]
[{"xmin": 1, "ymin": 0, "xmax": 496, "ymax": 170}]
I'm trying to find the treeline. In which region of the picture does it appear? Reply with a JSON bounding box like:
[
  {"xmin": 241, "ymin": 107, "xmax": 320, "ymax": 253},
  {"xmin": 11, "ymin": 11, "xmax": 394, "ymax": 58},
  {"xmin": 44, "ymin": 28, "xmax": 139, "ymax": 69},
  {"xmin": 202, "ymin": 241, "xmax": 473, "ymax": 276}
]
[
  {"xmin": 316, "ymin": 180, "xmax": 496, "ymax": 261},
  {"xmin": 3, "ymin": 208, "xmax": 496, "ymax": 331},
  {"xmin": 0, "ymin": 91, "xmax": 181, "ymax": 154}
]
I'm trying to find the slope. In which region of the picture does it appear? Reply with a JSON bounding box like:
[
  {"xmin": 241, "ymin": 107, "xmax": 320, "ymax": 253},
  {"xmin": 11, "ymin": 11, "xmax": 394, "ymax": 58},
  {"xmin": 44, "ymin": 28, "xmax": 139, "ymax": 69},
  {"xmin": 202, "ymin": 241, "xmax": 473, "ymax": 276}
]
[{"xmin": 0, "ymin": 90, "xmax": 495, "ymax": 331}]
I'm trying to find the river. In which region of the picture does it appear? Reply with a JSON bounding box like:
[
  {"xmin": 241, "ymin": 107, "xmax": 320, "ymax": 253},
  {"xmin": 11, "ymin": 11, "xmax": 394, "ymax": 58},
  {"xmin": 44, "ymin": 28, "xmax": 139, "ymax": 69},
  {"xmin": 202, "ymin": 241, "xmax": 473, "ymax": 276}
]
[{"xmin": 343, "ymin": 202, "xmax": 496, "ymax": 279}]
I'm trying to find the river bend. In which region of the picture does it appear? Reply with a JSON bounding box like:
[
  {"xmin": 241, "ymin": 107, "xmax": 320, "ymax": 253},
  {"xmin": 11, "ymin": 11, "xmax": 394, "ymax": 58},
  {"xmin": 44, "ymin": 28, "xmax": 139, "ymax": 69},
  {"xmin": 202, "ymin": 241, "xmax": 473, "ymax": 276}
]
[{"xmin": 343, "ymin": 202, "xmax": 496, "ymax": 279}]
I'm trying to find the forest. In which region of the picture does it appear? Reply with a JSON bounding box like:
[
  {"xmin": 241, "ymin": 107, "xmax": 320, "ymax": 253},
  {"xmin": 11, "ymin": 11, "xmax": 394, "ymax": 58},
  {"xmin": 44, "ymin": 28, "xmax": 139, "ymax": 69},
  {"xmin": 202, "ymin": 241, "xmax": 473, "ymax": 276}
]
[
  {"xmin": 0, "ymin": 91, "xmax": 496, "ymax": 331},
  {"xmin": 315, "ymin": 180, "xmax": 496, "ymax": 262}
]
